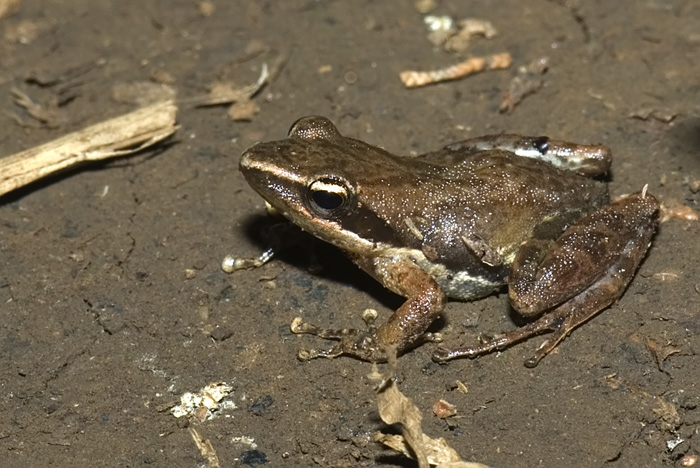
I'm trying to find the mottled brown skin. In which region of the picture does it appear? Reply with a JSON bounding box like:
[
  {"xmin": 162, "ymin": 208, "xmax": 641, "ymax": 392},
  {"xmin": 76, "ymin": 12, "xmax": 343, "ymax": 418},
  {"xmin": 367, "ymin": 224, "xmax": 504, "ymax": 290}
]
[{"xmin": 239, "ymin": 116, "xmax": 659, "ymax": 365}]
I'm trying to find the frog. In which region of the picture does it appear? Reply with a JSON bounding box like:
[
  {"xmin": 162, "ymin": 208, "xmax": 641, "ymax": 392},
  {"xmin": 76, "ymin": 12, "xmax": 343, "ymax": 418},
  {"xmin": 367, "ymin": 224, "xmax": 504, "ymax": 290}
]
[{"xmin": 234, "ymin": 116, "xmax": 659, "ymax": 367}]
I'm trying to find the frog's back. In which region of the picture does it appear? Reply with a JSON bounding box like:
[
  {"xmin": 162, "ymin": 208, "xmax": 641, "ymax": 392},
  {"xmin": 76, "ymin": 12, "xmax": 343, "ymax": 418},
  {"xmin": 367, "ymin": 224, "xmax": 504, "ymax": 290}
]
[{"xmin": 362, "ymin": 148, "xmax": 609, "ymax": 299}]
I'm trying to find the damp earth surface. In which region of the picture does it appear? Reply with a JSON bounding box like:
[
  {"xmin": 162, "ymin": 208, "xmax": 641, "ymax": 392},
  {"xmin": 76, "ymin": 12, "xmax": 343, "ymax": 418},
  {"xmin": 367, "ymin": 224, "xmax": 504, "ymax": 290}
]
[{"xmin": 0, "ymin": 1, "xmax": 699, "ymax": 467}]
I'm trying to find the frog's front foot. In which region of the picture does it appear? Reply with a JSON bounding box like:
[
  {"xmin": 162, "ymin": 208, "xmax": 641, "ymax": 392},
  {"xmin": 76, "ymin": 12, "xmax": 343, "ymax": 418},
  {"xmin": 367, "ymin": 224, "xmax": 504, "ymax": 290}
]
[
  {"xmin": 290, "ymin": 313, "xmax": 389, "ymax": 362},
  {"xmin": 290, "ymin": 311, "xmax": 443, "ymax": 362}
]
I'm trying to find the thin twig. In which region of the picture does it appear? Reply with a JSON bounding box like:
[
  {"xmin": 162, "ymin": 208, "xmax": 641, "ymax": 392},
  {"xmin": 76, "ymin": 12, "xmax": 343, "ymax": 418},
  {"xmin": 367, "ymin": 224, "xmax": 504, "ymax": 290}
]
[
  {"xmin": 400, "ymin": 52, "xmax": 512, "ymax": 88},
  {"xmin": 0, "ymin": 100, "xmax": 178, "ymax": 197}
]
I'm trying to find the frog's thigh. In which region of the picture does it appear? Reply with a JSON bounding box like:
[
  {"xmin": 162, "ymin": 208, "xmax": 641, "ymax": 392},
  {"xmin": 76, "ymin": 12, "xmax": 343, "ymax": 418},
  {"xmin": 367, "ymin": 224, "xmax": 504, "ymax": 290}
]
[
  {"xmin": 446, "ymin": 134, "xmax": 611, "ymax": 176},
  {"xmin": 369, "ymin": 256, "xmax": 446, "ymax": 351},
  {"xmin": 509, "ymin": 191, "xmax": 659, "ymax": 317}
]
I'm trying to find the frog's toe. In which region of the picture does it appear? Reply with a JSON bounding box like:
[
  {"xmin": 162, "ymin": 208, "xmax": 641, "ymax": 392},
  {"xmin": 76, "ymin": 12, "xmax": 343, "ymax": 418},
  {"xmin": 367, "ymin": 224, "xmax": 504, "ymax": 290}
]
[
  {"xmin": 296, "ymin": 346, "xmax": 343, "ymax": 361},
  {"xmin": 431, "ymin": 345, "xmax": 476, "ymax": 363},
  {"xmin": 422, "ymin": 332, "xmax": 443, "ymax": 343},
  {"xmin": 431, "ymin": 347, "xmax": 452, "ymax": 363},
  {"xmin": 291, "ymin": 316, "xmax": 367, "ymax": 340},
  {"xmin": 290, "ymin": 316, "xmax": 387, "ymax": 362},
  {"xmin": 296, "ymin": 336, "xmax": 387, "ymax": 362},
  {"xmin": 290, "ymin": 316, "xmax": 322, "ymax": 336}
]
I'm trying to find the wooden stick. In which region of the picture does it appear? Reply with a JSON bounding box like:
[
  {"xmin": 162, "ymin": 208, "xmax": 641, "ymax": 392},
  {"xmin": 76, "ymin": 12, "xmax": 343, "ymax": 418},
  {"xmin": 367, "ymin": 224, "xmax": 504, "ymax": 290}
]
[
  {"xmin": 400, "ymin": 52, "xmax": 512, "ymax": 88},
  {"xmin": 0, "ymin": 100, "xmax": 178, "ymax": 197}
]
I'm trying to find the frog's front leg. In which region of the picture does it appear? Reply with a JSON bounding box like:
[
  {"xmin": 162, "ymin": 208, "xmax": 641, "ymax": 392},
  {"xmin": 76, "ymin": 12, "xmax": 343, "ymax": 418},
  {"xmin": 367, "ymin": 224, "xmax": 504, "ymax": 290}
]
[
  {"xmin": 291, "ymin": 255, "xmax": 446, "ymax": 362},
  {"xmin": 446, "ymin": 134, "xmax": 612, "ymax": 176},
  {"xmin": 434, "ymin": 190, "xmax": 659, "ymax": 367}
]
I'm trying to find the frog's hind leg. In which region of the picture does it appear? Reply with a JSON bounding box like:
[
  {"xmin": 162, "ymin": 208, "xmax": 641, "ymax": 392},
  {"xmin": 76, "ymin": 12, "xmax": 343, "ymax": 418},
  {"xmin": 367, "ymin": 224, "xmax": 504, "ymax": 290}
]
[
  {"xmin": 445, "ymin": 134, "xmax": 612, "ymax": 176},
  {"xmin": 433, "ymin": 189, "xmax": 659, "ymax": 367}
]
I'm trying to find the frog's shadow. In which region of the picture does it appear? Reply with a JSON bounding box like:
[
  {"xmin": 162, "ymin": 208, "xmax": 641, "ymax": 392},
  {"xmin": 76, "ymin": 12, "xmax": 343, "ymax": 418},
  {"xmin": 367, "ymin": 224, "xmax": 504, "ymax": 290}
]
[
  {"xmin": 239, "ymin": 216, "xmax": 540, "ymax": 334},
  {"xmin": 240, "ymin": 215, "xmax": 408, "ymax": 313},
  {"xmin": 666, "ymin": 116, "xmax": 700, "ymax": 163},
  {"xmin": 241, "ymin": 216, "xmax": 545, "ymax": 342}
]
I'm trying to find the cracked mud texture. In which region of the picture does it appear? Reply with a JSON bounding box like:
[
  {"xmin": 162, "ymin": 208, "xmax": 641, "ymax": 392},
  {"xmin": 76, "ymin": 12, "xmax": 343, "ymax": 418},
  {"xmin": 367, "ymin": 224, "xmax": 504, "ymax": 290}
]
[{"xmin": 1, "ymin": 1, "xmax": 699, "ymax": 467}]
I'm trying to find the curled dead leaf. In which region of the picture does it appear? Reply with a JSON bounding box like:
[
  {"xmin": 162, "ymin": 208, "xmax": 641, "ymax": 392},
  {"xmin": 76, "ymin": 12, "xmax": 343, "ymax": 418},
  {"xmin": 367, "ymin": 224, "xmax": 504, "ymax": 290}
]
[
  {"xmin": 660, "ymin": 200, "xmax": 698, "ymax": 223},
  {"xmin": 376, "ymin": 379, "xmax": 490, "ymax": 468}
]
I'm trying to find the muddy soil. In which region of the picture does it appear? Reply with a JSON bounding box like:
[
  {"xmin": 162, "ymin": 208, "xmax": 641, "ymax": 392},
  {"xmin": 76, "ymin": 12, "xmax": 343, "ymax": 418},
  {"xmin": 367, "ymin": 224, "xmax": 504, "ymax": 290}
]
[{"xmin": 1, "ymin": 1, "xmax": 699, "ymax": 467}]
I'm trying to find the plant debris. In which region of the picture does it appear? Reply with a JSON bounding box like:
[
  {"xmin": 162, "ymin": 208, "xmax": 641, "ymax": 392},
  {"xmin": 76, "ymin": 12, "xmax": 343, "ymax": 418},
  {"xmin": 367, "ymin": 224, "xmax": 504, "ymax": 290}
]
[
  {"xmin": 171, "ymin": 381, "xmax": 235, "ymax": 422},
  {"xmin": 0, "ymin": 0, "xmax": 20, "ymax": 19},
  {"xmin": 500, "ymin": 56, "xmax": 549, "ymax": 113},
  {"xmin": 375, "ymin": 378, "xmax": 490, "ymax": 468},
  {"xmin": 400, "ymin": 53, "xmax": 511, "ymax": 88},
  {"xmin": 660, "ymin": 200, "xmax": 699, "ymax": 222},
  {"xmin": 424, "ymin": 16, "xmax": 498, "ymax": 52},
  {"xmin": 111, "ymin": 81, "xmax": 176, "ymax": 106},
  {"xmin": 189, "ymin": 427, "xmax": 221, "ymax": 468},
  {"xmin": 0, "ymin": 100, "xmax": 178, "ymax": 197},
  {"xmin": 185, "ymin": 61, "xmax": 277, "ymax": 121},
  {"xmin": 433, "ymin": 399, "xmax": 457, "ymax": 419}
]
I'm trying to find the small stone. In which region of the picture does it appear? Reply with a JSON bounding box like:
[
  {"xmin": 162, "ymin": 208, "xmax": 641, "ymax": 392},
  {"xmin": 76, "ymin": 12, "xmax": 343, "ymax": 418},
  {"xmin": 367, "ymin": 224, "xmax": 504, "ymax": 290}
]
[
  {"xmin": 209, "ymin": 326, "xmax": 233, "ymax": 342},
  {"xmin": 249, "ymin": 395, "xmax": 274, "ymax": 415}
]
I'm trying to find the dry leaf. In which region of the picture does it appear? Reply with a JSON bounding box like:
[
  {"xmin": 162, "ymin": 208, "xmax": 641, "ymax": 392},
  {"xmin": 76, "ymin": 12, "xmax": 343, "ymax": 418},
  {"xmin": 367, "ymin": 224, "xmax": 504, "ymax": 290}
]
[
  {"xmin": 3, "ymin": 18, "xmax": 49, "ymax": 44},
  {"xmin": 444, "ymin": 19, "xmax": 497, "ymax": 52},
  {"xmin": 660, "ymin": 200, "xmax": 699, "ymax": 222},
  {"xmin": 647, "ymin": 340, "xmax": 682, "ymax": 370},
  {"xmin": 0, "ymin": 0, "xmax": 20, "ymax": 19},
  {"xmin": 227, "ymin": 99, "xmax": 258, "ymax": 121},
  {"xmin": 198, "ymin": 1, "xmax": 215, "ymax": 17},
  {"xmin": 11, "ymin": 87, "xmax": 63, "ymax": 127},
  {"xmin": 500, "ymin": 56, "xmax": 549, "ymax": 113},
  {"xmin": 653, "ymin": 397, "xmax": 681, "ymax": 432},
  {"xmin": 191, "ymin": 63, "xmax": 268, "ymax": 107},
  {"xmin": 376, "ymin": 380, "xmax": 490, "ymax": 468}
]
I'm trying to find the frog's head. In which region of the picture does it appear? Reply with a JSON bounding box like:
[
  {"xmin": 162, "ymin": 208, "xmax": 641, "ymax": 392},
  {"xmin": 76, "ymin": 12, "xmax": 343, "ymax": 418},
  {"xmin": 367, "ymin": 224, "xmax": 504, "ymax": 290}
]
[{"xmin": 240, "ymin": 116, "xmax": 402, "ymax": 254}]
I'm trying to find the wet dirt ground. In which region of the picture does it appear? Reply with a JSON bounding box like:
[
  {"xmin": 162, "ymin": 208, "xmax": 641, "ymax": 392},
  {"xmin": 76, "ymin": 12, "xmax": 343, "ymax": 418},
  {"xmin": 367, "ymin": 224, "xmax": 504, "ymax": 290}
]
[{"xmin": 1, "ymin": 1, "xmax": 699, "ymax": 467}]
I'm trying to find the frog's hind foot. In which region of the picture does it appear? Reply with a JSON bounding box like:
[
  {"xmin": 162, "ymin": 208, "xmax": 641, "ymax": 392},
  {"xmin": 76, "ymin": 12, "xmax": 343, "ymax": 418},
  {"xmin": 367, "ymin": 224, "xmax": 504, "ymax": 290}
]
[
  {"xmin": 431, "ymin": 311, "xmax": 565, "ymax": 365},
  {"xmin": 290, "ymin": 313, "xmax": 388, "ymax": 362},
  {"xmin": 435, "ymin": 191, "xmax": 659, "ymax": 367}
]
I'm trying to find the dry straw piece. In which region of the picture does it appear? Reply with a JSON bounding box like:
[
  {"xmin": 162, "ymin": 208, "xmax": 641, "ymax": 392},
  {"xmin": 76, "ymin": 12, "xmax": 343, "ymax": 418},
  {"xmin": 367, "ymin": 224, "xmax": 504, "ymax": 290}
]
[
  {"xmin": 0, "ymin": 100, "xmax": 178, "ymax": 197},
  {"xmin": 400, "ymin": 52, "xmax": 512, "ymax": 88}
]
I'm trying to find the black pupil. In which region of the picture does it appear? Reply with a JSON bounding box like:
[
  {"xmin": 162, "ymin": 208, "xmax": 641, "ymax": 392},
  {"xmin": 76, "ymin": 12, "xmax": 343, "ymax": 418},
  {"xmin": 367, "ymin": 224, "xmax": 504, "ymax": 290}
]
[{"xmin": 312, "ymin": 190, "xmax": 344, "ymax": 211}]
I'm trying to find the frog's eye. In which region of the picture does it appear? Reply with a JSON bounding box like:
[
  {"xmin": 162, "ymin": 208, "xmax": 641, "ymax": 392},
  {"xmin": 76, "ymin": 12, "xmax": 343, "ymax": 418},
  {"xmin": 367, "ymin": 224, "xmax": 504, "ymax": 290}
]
[{"xmin": 307, "ymin": 178, "xmax": 353, "ymax": 217}]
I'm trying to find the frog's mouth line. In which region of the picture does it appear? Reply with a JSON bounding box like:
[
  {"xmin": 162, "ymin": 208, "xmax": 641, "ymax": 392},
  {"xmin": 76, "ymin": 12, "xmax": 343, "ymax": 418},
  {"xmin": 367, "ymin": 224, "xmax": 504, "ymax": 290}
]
[{"xmin": 283, "ymin": 206, "xmax": 390, "ymax": 257}]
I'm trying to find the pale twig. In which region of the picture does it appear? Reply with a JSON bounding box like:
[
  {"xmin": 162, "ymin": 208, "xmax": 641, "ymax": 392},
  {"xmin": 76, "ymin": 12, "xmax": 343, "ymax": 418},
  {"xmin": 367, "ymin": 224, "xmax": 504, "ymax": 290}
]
[
  {"xmin": 0, "ymin": 100, "xmax": 178, "ymax": 197},
  {"xmin": 400, "ymin": 53, "xmax": 512, "ymax": 88}
]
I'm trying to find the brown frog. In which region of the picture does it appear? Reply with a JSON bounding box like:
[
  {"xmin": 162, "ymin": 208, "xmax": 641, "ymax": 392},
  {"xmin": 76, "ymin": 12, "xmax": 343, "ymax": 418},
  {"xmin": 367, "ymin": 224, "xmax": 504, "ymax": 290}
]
[{"xmin": 233, "ymin": 116, "xmax": 659, "ymax": 366}]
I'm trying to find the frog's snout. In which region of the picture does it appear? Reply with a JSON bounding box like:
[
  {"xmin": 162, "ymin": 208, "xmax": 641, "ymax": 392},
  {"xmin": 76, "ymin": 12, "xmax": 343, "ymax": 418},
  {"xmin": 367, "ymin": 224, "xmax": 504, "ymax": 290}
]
[
  {"xmin": 239, "ymin": 147, "xmax": 256, "ymax": 172},
  {"xmin": 239, "ymin": 145, "xmax": 269, "ymax": 176}
]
